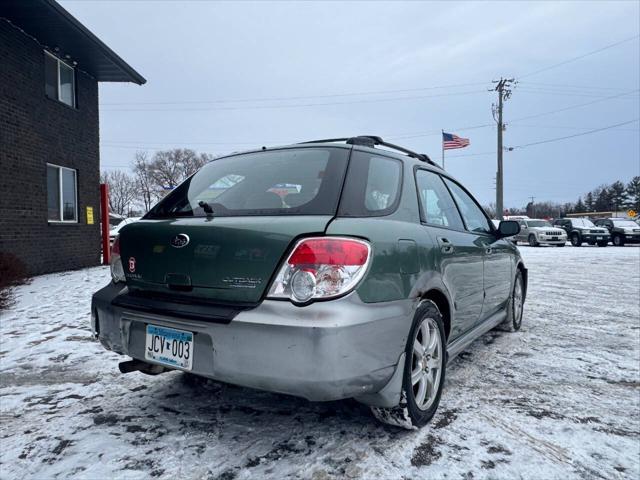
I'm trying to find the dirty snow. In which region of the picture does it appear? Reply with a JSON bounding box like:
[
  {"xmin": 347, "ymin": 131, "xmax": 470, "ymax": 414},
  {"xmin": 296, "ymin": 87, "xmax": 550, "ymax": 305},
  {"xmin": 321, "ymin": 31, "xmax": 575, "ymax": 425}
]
[{"xmin": 1, "ymin": 245, "xmax": 639, "ymax": 479}]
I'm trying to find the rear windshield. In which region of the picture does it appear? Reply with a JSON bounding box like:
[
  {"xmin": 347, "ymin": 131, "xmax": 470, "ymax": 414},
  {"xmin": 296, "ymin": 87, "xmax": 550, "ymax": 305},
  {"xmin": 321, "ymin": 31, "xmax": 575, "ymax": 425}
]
[{"xmin": 146, "ymin": 148, "xmax": 349, "ymax": 218}]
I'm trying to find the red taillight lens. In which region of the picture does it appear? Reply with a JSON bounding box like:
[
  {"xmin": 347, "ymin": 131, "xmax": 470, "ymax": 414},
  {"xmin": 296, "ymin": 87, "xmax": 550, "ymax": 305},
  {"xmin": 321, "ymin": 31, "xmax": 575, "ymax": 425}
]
[
  {"xmin": 110, "ymin": 235, "xmax": 125, "ymax": 283},
  {"xmin": 268, "ymin": 237, "xmax": 371, "ymax": 303},
  {"xmin": 111, "ymin": 235, "xmax": 120, "ymax": 256},
  {"xmin": 288, "ymin": 239, "xmax": 369, "ymax": 266}
]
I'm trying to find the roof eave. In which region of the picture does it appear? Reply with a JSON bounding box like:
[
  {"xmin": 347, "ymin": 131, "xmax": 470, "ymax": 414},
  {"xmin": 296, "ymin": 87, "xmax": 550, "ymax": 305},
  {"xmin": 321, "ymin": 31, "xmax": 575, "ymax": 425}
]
[{"xmin": 44, "ymin": 0, "xmax": 146, "ymax": 85}]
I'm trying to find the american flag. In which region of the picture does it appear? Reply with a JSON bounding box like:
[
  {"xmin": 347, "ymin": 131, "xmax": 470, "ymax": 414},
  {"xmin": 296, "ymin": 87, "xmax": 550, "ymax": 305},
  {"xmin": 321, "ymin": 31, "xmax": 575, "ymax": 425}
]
[{"xmin": 442, "ymin": 132, "xmax": 470, "ymax": 150}]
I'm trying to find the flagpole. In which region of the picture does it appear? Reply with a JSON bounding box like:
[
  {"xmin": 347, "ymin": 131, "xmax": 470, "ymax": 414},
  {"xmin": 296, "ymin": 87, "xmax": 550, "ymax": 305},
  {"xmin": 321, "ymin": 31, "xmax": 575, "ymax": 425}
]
[{"xmin": 441, "ymin": 130, "xmax": 445, "ymax": 169}]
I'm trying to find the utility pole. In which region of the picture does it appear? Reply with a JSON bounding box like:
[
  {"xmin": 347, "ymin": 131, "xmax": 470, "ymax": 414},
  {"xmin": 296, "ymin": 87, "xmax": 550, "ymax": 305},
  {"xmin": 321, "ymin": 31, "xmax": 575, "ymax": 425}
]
[
  {"xmin": 492, "ymin": 78, "xmax": 515, "ymax": 220},
  {"xmin": 529, "ymin": 196, "xmax": 535, "ymax": 217}
]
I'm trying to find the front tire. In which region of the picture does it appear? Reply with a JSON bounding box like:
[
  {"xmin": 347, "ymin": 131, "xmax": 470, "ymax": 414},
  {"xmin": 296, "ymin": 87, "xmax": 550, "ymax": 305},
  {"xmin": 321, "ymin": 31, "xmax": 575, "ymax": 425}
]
[
  {"xmin": 528, "ymin": 234, "xmax": 539, "ymax": 247},
  {"xmin": 571, "ymin": 233, "xmax": 582, "ymax": 247},
  {"xmin": 613, "ymin": 234, "xmax": 625, "ymax": 247},
  {"xmin": 371, "ymin": 301, "xmax": 446, "ymax": 429}
]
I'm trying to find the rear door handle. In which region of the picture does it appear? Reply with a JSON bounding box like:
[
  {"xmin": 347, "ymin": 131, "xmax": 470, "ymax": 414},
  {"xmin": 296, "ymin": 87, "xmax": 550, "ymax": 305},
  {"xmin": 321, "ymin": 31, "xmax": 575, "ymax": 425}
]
[{"xmin": 437, "ymin": 237, "xmax": 454, "ymax": 254}]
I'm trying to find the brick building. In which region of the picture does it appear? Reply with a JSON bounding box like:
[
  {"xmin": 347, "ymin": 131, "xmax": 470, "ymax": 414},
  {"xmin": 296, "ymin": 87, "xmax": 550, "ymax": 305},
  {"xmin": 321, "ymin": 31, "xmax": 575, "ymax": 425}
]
[{"xmin": 0, "ymin": 0, "xmax": 145, "ymax": 275}]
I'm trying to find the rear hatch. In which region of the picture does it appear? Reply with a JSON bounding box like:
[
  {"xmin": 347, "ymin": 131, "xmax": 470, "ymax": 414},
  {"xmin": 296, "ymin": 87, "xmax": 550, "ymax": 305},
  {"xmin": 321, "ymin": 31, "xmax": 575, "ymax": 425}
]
[
  {"xmin": 118, "ymin": 146, "xmax": 349, "ymax": 305},
  {"xmin": 119, "ymin": 216, "xmax": 332, "ymax": 304}
]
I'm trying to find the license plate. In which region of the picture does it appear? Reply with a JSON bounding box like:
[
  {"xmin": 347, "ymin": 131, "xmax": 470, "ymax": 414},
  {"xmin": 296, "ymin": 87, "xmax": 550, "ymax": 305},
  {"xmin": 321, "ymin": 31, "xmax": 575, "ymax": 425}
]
[
  {"xmin": 145, "ymin": 324, "xmax": 194, "ymax": 370},
  {"xmin": 551, "ymin": 237, "xmax": 558, "ymax": 241},
  {"xmin": 597, "ymin": 236, "xmax": 603, "ymax": 240}
]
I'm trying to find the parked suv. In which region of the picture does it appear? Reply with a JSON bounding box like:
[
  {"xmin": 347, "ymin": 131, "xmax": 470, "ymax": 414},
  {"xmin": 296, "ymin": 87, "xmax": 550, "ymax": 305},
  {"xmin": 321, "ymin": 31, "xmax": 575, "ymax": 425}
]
[
  {"xmin": 514, "ymin": 219, "xmax": 567, "ymax": 247},
  {"xmin": 552, "ymin": 218, "xmax": 609, "ymax": 247},
  {"xmin": 91, "ymin": 136, "xmax": 526, "ymax": 429},
  {"xmin": 594, "ymin": 218, "xmax": 640, "ymax": 246}
]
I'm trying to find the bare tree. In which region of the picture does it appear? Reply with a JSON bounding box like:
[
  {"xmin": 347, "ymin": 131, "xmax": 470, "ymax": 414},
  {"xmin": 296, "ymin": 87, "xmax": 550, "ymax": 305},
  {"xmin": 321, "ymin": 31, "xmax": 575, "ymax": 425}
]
[
  {"xmin": 482, "ymin": 203, "xmax": 497, "ymax": 218},
  {"xmin": 149, "ymin": 149, "xmax": 211, "ymax": 192},
  {"xmin": 100, "ymin": 170, "xmax": 138, "ymax": 216},
  {"xmin": 131, "ymin": 149, "xmax": 215, "ymax": 212},
  {"xmin": 133, "ymin": 151, "xmax": 157, "ymax": 212}
]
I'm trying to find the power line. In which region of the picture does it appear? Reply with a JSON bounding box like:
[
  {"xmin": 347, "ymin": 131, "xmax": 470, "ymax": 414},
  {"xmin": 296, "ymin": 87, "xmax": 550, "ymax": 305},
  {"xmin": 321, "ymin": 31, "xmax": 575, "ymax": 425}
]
[
  {"xmin": 510, "ymin": 123, "xmax": 639, "ymax": 132},
  {"xmin": 100, "ymin": 81, "xmax": 488, "ymax": 106},
  {"xmin": 510, "ymin": 118, "xmax": 639, "ymax": 149},
  {"xmin": 520, "ymin": 81, "xmax": 637, "ymax": 92},
  {"xmin": 100, "ymin": 89, "xmax": 488, "ymax": 112},
  {"xmin": 386, "ymin": 123, "xmax": 494, "ymax": 140},
  {"xmin": 447, "ymin": 151, "xmax": 496, "ymax": 158},
  {"xmin": 509, "ymin": 89, "xmax": 640, "ymax": 123},
  {"xmin": 517, "ymin": 87, "xmax": 639, "ymax": 99},
  {"xmin": 518, "ymin": 34, "xmax": 640, "ymax": 79},
  {"xmin": 100, "ymin": 119, "xmax": 639, "ymax": 148}
]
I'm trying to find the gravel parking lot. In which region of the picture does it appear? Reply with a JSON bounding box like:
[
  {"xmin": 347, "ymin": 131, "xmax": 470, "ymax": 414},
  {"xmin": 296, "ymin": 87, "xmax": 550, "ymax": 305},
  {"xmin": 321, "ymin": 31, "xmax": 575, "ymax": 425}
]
[{"xmin": 1, "ymin": 245, "xmax": 639, "ymax": 479}]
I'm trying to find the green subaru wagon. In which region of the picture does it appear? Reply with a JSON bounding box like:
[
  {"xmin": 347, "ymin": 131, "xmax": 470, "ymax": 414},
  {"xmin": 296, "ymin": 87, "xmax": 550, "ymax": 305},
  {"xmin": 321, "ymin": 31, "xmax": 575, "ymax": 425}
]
[{"xmin": 91, "ymin": 136, "xmax": 526, "ymax": 429}]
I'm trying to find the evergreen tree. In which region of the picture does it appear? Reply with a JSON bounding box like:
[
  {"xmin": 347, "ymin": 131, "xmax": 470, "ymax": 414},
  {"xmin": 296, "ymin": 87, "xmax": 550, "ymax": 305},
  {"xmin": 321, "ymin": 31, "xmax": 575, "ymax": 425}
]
[
  {"xmin": 594, "ymin": 185, "xmax": 612, "ymax": 212},
  {"xmin": 562, "ymin": 202, "xmax": 574, "ymax": 216},
  {"xmin": 584, "ymin": 192, "xmax": 594, "ymax": 212},
  {"xmin": 609, "ymin": 181, "xmax": 627, "ymax": 214},
  {"xmin": 625, "ymin": 176, "xmax": 640, "ymax": 212},
  {"xmin": 574, "ymin": 197, "xmax": 586, "ymax": 213}
]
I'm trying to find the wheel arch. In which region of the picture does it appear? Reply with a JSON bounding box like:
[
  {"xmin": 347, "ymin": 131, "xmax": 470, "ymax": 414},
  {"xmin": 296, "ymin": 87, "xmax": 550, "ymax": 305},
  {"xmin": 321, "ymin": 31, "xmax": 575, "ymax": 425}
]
[{"xmin": 421, "ymin": 289, "xmax": 452, "ymax": 340}]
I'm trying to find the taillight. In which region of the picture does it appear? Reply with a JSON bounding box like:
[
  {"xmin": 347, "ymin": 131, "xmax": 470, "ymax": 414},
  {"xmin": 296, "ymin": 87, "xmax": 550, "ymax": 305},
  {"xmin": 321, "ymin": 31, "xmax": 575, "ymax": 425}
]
[
  {"xmin": 110, "ymin": 235, "xmax": 126, "ymax": 283},
  {"xmin": 267, "ymin": 237, "xmax": 371, "ymax": 304}
]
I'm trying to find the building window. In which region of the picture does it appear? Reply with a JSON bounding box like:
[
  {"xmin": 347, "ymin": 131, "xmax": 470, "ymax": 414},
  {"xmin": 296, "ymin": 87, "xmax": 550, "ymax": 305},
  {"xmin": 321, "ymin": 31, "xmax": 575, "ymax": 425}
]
[
  {"xmin": 47, "ymin": 164, "xmax": 78, "ymax": 222},
  {"xmin": 44, "ymin": 51, "xmax": 76, "ymax": 108}
]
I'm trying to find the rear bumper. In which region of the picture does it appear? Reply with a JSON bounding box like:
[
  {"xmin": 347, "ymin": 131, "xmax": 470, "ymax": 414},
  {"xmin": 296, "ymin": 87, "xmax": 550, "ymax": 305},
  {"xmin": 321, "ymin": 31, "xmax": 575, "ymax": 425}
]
[{"xmin": 91, "ymin": 283, "xmax": 413, "ymax": 403}]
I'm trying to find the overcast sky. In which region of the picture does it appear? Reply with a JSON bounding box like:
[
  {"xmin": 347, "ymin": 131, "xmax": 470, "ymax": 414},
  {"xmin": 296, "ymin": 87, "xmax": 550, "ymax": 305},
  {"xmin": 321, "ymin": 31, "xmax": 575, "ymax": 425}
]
[{"xmin": 61, "ymin": 0, "xmax": 640, "ymax": 208}]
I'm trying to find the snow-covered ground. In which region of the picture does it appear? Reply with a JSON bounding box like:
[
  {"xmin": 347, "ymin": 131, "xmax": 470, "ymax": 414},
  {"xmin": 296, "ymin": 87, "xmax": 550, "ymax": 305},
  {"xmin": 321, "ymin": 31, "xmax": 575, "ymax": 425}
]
[{"xmin": 1, "ymin": 245, "xmax": 639, "ymax": 479}]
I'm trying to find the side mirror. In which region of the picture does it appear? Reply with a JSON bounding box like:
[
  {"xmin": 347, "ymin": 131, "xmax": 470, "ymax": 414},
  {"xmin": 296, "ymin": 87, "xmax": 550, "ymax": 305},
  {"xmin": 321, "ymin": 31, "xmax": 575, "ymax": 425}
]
[
  {"xmin": 522, "ymin": 225, "xmax": 528, "ymax": 229},
  {"xmin": 497, "ymin": 220, "xmax": 520, "ymax": 238}
]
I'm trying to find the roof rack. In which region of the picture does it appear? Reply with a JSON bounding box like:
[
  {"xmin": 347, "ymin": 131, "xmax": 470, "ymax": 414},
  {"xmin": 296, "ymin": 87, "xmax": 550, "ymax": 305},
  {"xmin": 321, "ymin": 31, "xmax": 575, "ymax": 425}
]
[{"xmin": 299, "ymin": 136, "xmax": 439, "ymax": 168}]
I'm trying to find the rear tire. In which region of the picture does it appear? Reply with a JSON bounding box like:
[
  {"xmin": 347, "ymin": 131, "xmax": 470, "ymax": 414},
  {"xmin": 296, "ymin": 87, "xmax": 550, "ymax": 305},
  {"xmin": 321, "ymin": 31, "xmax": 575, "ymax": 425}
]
[
  {"xmin": 571, "ymin": 233, "xmax": 582, "ymax": 247},
  {"xmin": 613, "ymin": 234, "xmax": 625, "ymax": 247},
  {"xmin": 371, "ymin": 301, "xmax": 446, "ymax": 429},
  {"xmin": 528, "ymin": 234, "xmax": 539, "ymax": 247},
  {"xmin": 497, "ymin": 269, "xmax": 525, "ymax": 332}
]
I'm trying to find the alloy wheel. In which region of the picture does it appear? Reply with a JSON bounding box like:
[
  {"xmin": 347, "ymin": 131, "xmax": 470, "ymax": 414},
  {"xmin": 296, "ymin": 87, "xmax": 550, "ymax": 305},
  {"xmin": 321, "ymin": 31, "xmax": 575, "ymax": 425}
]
[
  {"xmin": 410, "ymin": 317, "xmax": 443, "ymax": 411},
  {"xmin": 513, "ymin": 274, "xmax": 524, "ymax": 329}
]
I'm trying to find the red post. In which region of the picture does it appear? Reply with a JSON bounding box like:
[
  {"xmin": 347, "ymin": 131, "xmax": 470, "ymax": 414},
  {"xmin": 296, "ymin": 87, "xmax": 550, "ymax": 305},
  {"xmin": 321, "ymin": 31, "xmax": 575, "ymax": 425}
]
[{"xmin": 100, "ymin": 183, "xmax": 110, "ymax": 265}]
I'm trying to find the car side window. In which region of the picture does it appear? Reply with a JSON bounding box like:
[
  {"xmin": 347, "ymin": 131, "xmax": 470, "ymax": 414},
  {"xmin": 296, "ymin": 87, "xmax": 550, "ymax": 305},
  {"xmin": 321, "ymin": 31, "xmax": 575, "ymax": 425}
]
[
  {"xmin": 338, "ymin": 151, "xmax": 402, "ymax": 217},
  {"xmin": 443, "ymin": 178, "xmax": 492, "ymax": 234},
  {"xmin": 365, "ymin": 156, "xmax": 401, "ymax": 212},
  {"xmin": 415, "ymin": 169, "xmax": 464, "ymax": 230}
]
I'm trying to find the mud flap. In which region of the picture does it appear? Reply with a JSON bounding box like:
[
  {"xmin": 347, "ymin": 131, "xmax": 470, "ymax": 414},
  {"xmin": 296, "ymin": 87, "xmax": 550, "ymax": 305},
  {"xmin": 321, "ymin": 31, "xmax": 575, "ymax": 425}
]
[{"xmin": 355, "ymin": 353, "xmax": 405, "ymax": 408}]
